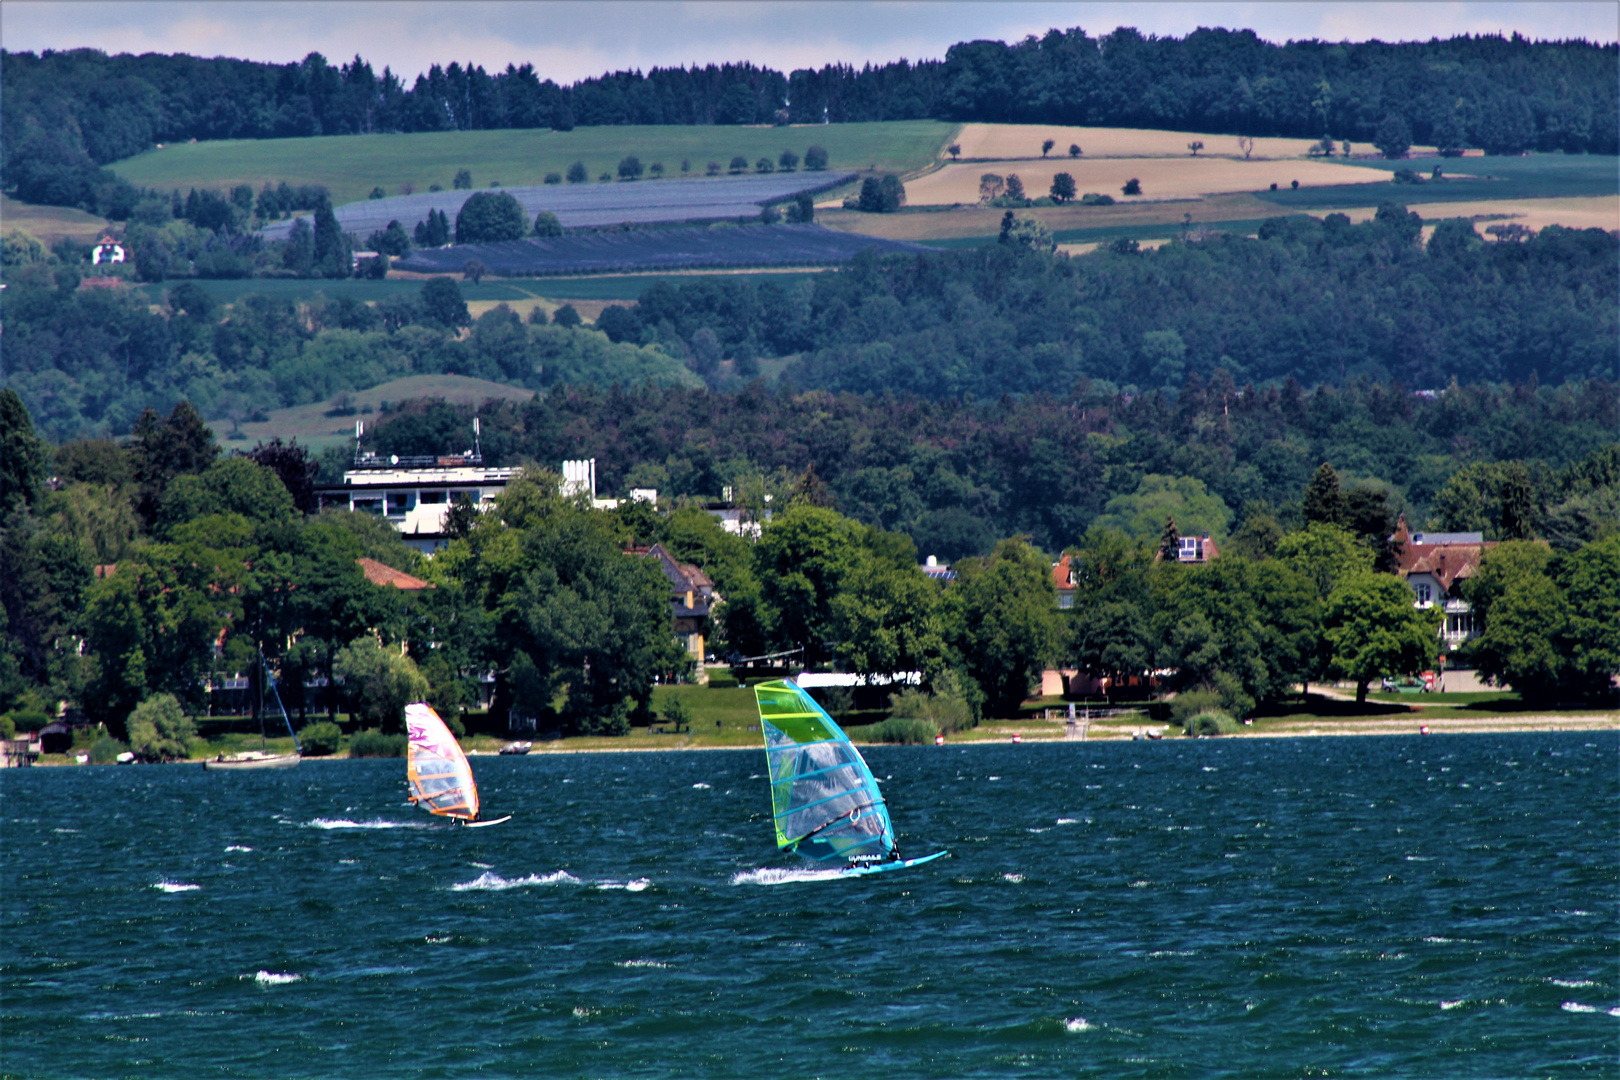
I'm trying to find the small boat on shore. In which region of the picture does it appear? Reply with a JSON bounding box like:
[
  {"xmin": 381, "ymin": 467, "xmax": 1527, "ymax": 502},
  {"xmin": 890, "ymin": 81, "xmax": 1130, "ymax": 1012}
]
[
  {"xmin": 205, "ymin": 749, "xmax": 300, "ymax": 770},
  {"xmin": 498, "ymin": 741, "xmax": 532, "ymax": 755}
]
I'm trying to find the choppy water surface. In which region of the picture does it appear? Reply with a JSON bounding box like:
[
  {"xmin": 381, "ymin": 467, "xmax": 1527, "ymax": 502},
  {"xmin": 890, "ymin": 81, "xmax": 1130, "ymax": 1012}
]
[{"xmin": 3, "ymin": 733, "xmax": 1615, "ymax": 1078}]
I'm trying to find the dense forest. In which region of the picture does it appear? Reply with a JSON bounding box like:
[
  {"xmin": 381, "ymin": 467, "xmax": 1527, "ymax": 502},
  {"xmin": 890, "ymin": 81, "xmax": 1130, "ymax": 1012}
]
[
  {"xmin": 4, "ymin": 390, "xmax": 1613, "ymax": 758},
  {"xmin": 4, "ymin": 28, "xmax": 1616, "ymax": 211},
  {"xmin": 362, "ymin": 379, "xmax": 1619, "ymax": 559},
  {"xmin": 4, "ymin": 207, "xmax": 1615, "ymax": 451}
]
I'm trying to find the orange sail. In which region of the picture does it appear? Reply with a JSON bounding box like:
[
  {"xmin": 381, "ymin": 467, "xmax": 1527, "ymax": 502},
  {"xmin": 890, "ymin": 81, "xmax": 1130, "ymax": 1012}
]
[{"xmin": 405, "ymin": 703, "xmax": 479, "ymax": 821}]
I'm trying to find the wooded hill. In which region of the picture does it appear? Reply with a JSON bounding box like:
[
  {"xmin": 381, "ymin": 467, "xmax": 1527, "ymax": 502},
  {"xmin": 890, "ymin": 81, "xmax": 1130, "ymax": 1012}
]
[{"xmin": 4, "ymin": 28, "xmax": 1616, "ymax": 209}]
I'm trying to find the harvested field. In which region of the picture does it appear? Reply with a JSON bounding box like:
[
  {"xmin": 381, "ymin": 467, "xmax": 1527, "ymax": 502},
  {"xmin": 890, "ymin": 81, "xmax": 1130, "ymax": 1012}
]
[
  {"xmin": 904, "ymin": 157, "xmax": 1394, "ymax": 206},
  {"xmin": 952, "ymin": 122, "xmax": 1436, "ymax": 161},
  {"xmin": 1338, "ymin": 195, "xmax": 1619, "ymax": 233},
  {"xmin": 392, "ymin": 223, "xmax": 930, "ymax": 276},
  {"xmin": 1, "ymin": 194, "xmax": 111, "ymax": 243},
  {"xmin": 260, "ymin": 173, "xmax": 856, "ymax": 241}
]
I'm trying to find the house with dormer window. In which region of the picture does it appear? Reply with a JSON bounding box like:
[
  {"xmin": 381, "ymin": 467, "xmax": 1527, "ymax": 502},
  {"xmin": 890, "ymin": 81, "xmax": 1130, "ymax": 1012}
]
[{"xmin": 1389, "ymin": 516, "xmax": 1497, "ymax": 655}]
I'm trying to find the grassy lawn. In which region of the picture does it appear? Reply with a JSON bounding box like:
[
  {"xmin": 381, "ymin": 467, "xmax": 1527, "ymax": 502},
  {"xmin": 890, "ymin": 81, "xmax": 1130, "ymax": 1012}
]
[{"xmin": 110, "ymin": 123, "xmax": 958, "ymax": 207}]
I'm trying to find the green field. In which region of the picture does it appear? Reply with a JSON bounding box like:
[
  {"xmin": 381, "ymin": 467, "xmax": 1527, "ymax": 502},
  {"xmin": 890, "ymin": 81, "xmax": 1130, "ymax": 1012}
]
[
  {"xmin": 915, "ymin": 215, "xmax": 1307, "ymax": 250},
  {"xmin": 110, "ymin": 122, "xmax": 958, "ymax": 206},
  {"xmin": 1257, "ymin": 152, "xmax": 1617, "ymax": 210}
]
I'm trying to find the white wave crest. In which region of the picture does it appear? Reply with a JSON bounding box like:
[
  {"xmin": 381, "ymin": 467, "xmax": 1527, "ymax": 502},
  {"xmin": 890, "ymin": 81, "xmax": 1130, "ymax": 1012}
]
[
  {"xmin": 450, "ymin": 870, "xmax": 582, "ymax": 891},
  {"xmin": 251, "ymin": 971, "xmax": 302, "ymax": 986},
  {"xmin": 1128, "ymin": 880, "xmax": 1151, "ymax": 889},
  {"xmin": 731, "ymin": 866, "xmax": 848, "ymax": 886},
  {"xmin": 615, "ymin": 959, "xmax": 669, "ymax": 968},
  {"xmin": 153, "ymin": 881, "xmax": 199, "ymax": 893},
  {"xmin": 595, "ymin": 878, "xmax": 651, "ymax": 892},
  {"xmin": 691, "ymin": 782, "xmax": 712, "ymax": 789},
  {"xmin": 1551, "ymin": 979, "xmax": 1598, "ymax": 988},
  {"xmin": 224, "ymin": 845, "xmax": 252, "ymax": 852},
  {"xmin": 1561, "ymin": 1002, "xmax": 1598, "ymax": 1013},
  {"xmin": 1064, "ymin": 1017, "xmax": 1093, "ymax": 1032},
  {"xmin": 1440, "ymin": 1000, "xmax": 1467, "ymax": 1010},
  {"xmin": 1003, "ymin": 873, "xmax": 1025, "ymax": 883},
  {"xmin": 1055, "ymin": 818, "xmax": 1082, "ymax": 825},
  {"xmin": 306, "ymin": 818, "xmax": 427, "ymax": 830},
  {"xmin": 1027, "ymin": 827, "xmax": 1051, "ymax": 833}
]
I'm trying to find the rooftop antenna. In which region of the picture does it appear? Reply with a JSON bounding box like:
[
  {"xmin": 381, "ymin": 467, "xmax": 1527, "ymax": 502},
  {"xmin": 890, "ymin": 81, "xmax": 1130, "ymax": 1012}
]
[
  {"xmin": 354, "ymin": 420, "xmax": 364, "ymax": 464},
  {"xmin": 473, "ymin": 417, "xmax": 482, "ymax": 463}
]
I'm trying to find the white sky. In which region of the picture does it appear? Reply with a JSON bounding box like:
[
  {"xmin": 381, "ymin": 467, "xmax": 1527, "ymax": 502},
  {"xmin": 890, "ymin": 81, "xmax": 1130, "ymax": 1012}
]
[{"xmin": 2, "ymin": 2, "xmax": 1615, "ymax": 83}]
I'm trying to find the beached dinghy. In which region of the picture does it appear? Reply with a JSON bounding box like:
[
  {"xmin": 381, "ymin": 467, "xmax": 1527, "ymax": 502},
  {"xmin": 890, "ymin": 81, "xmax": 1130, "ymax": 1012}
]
[
  {"xmin": 752, "ymin": 679, "xmax": 946, "ymax": 877},
  {"xmin": 405, "ymin": 703, "xmax": 510, "ymax": 827}
]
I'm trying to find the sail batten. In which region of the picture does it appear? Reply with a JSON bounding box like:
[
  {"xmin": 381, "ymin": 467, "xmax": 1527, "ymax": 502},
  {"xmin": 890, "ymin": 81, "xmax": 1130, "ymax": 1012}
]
[
  {"xmin": 753, "ymin": 679, "xmax": 895, "ymax": 863},
  {"xmin": 405, "ymin": 703, "xmax": 480, "ymax": 821}
]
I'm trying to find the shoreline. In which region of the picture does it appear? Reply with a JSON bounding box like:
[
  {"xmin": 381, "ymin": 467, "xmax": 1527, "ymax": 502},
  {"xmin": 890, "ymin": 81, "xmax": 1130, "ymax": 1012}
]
[{"xmin": 26, "ymin": 712, "xmax": 1618, "ymax": 766}]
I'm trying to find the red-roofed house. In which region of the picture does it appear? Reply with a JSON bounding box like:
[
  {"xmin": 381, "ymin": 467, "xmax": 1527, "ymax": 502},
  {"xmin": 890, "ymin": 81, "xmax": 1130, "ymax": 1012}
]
[
  {"xmin": 357, "ymin": 557, "xmax": 434, "ymax": 591},
  {"xmin": 635, "ymin": 544, "xmax": 717, "ymax": 662},
  {"xmin": 1052, "ymin": 553, "xmax": 1077, "ymax": 609},
  {"xmin": 1389, "ymin": 516, "xmax": 1495, "ymax": 654}
]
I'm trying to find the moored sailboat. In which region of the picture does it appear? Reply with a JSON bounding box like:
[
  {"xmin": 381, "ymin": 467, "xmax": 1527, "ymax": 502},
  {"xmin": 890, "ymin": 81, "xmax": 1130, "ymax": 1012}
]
[
  {"xmin": 752, "ymin": 678, "xmax": 945, "ymax": 876},
  {"xmin": 205, "ymin": 653, "xmax": 301, "ymax": 770}
]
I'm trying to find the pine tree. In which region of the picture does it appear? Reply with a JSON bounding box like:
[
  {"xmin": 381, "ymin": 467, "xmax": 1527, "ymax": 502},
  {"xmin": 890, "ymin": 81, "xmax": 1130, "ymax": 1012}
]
[
  {"xmin": 1159, "ymin": 516, "xmax": 1181, "ymax": 562},
  {"xmin": 1302, "ymin": 463, "xmax": 1347, "ymax": 527}
]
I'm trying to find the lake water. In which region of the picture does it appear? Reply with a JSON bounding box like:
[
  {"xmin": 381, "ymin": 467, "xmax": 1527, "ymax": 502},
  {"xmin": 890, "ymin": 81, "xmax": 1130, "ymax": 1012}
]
[{"xmin": 3, "ymin": 733, "xmax": 1615, "ymax": 1078}]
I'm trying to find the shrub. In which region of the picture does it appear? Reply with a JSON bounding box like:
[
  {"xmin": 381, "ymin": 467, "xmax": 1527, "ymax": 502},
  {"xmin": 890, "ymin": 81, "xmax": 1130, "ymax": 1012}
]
[
  {"xmin": 533, "ymin": 210, "xmax": 564, "ymax": 237},
  {"xmin": 566, "ymin": 162, "xmax": 588, "ymax": 184},
  {"xmin": 844, "ymin": 717, "xmax": 938, "ymax": 744},
  {"xmin": 89, "ymin": 736, "xmax": 128, "ymax": 764},
  {"xmin": 706, "ymin": 161, "xmax": 722, "ymax": 176},
  {"xmin": 452, "ymin": 169, "xmax": 473, "ymax": 189},
  {"xmin": 348, "ymin": 729, "xmax": 407, "ymax": 758},
  {"xmin": 1171, "ymin": 690, "xmax": 1223, "ymax": 725},
  {"xmin": 755, "ymin": 157, "xmax": 774, "ymax": 174},
  {"xmin": 707, "ymin": 673, "xmax": 739, "ymax": 689},
  {"xmin": 681, "ymin": 159, "xmax": 691, "ymax": 173},
  {"xmin": 299, "ymin": 721, "xmax": 342, "ymax": 757},
  {"xmin": 127, "ymin": 692, "xmax": 196, "ymax": 761},
  {"xmin": 1393, "ymin": 169, "xmax": 1424, "ymax": 185},
  {"xmin": 778, "ymin": 150, "xmax": 799, "ymax": 171},
  {"xmin": 0, "ymin": 716, "xmax": 14, "ymax": 740},
  {"xmin": 889, "ymin": 685, "xmax": 974, "ymax": 734},
  {"xmin": 660, "ymin": 696, "xmax": 691, "ymax": 733},
  {"xmin": 1122, "ymin": 178, "xmax": 1142, "ymax": 196},
  {"xmin": 1184, "ymin": 711, "xmax": 1240, "ymax": 737},
  {"xmin": 552, "ymin": 304, "xmax": 582, "ymax": 328},
  {"xmin": 729, "ymin": 156, "xmax": 748, "ymax": 174},
  {"xmin": 804, "ymin": 145, "xmax": 829, "ymax": 170},
  {"xmin": 1080, "ymin": 192, "xmax": 1114, "ymax": 206},
  {"xmin": 760, "ymin": 204, "xmax": 782, "ymax": 224},
  {"xmin": 544, "ymin": 172, "xmax": 563, "ymax": 185},
  {"xmin": 618, "ymin": 156, "xmax": 644, "ymax": 180},
  {"xmin": 1069, "ymin": 144, "xmax": 1082, "ymax": 158},
  {"xmin": 650, "ymin": 162, "xmax": 665, "ymax": 178},
  {"xmin": 368, "ymin": 187, "xmax": 386, "ymax": 199},
  {"xmin": 3, "ymin": 711, "xmax": 52, "ymax": 733}
]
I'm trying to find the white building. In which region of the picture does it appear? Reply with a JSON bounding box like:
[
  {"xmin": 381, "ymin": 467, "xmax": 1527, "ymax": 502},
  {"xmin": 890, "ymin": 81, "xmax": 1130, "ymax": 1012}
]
[{"xmin": 319, "ymin": 453, "xmax": 519, "ymax": 553}]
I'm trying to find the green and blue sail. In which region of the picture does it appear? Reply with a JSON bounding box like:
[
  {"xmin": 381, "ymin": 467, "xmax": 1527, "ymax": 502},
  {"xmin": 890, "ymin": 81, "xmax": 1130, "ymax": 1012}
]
[{"xmin": 753, "ymin": 679, "xmax": 896, "ymax": 864}]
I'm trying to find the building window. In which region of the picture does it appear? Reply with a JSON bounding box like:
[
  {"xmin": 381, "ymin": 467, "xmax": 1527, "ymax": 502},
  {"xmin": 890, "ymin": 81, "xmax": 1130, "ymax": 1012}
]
[
  {"xmin": 419, "ymin": 491, "xmax": 446, "ymax": 505},
  {"xmin": 386, "ymin": 492, "xmax": 413, "ymax": 516},
  {"xmin": 353, "ymin": 497, "xmax": 383, "ymax": 516},
  {"xmin": 1414, "ymin": 583, "xmax": 1432, "ymax": 604}
]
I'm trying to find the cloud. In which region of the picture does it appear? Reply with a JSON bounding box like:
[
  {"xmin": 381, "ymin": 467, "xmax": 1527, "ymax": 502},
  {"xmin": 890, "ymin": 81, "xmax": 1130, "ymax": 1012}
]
[{"xmin": 5, "ymin": 1, "xmax": 1613, "ymax": 83}]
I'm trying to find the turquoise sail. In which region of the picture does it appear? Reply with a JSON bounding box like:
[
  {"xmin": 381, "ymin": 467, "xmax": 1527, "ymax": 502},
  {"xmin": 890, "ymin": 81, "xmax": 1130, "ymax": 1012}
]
[{"xmin": 753, "ymin": 679, "xmax": 896, "ymax": 864}]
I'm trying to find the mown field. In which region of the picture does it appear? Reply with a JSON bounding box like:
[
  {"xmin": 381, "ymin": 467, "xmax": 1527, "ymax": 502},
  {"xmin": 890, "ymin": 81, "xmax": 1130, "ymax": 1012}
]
[
  {"xmin": 226, "ymin": 374, "xmax": 535, "ymax": 449},
  {"xmin": 1, "ymin": 193, "xmax": 113, "ymax": 243},
  {"xmin": 109, "ymin": 122, "xmax": 957, "ymax": 206}
]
